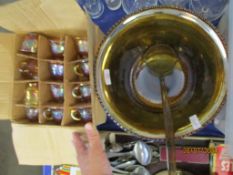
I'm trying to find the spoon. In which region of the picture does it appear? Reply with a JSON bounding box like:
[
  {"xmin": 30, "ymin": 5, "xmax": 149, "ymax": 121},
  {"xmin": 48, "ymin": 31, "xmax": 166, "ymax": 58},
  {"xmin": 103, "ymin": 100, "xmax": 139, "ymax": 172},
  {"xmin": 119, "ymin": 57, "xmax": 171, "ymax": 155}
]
[
  {"xmin": 131, "ymin": 166, "xmax": 151, "ymax": 175},
  {"xmin": 115, "ymin": 160, "xmax": 137, "ymax": 169},
  {"xmin": 126, "ymin": 165, "xmax": 151, "ymax": 175},
  {"xmin": 108, "ymin": 141, "xmax": 152, "ymax": 166},
  {"xmin": 111, "ymin": 156, "xmax": 132, "ymax": 167},
  {"xmin": 108, "ymin": 133, "xmax": 124, "ymax": 153},
  {"xmin": 143, "ymin": 44, "xmax": 178, "ymax": 175},
  {"xmin": 112, "ymin": 167, "xmax": 129, "ymax": 174},
  {"xmin": 109, "ymin": 143, "xmax": 124, "ymax": 153}
]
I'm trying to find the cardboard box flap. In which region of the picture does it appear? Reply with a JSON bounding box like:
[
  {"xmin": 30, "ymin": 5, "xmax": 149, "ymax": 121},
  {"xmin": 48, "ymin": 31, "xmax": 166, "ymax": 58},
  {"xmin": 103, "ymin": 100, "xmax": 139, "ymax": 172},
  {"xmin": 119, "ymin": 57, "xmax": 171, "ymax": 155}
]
[
  {"xmin": 0, "ymin": 0, "xmax": 87, "ymax": 35},
  {"xmin": 12, "ymin": 123, "xmax": 106, "ymax": 166},
  {"xmin": 12, "ymin": 123, "xmax": 79, "ymax": 165},
  {"xmin": 0, "ymin": 33, "xmax": 15, "ymax": 120},
  {"xmin": 87, "ymin": 20, "xmax": 107, "ymax": 126}
]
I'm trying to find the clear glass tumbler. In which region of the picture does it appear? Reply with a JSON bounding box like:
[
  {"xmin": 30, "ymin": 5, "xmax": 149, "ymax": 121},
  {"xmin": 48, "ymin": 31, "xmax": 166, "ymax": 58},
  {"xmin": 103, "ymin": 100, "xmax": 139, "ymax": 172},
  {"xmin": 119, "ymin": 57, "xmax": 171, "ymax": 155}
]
[
  {"xmin": 105, "ymin": 0, "xmax": 122, "ymax": 10},
  {"xmin": 158, "ymin": 0, "xmax": 188, "ymax": 7},
  {"xmin": 122, "ymin": 0, "xmax": 158, "ymax": 14},
  {"xmin": 83, "ymin": 0, "xmax": 105, "ymax": 19},
  {"xmin": 189, "ymin": 0, "xmax": 229, "ymax": 22}
]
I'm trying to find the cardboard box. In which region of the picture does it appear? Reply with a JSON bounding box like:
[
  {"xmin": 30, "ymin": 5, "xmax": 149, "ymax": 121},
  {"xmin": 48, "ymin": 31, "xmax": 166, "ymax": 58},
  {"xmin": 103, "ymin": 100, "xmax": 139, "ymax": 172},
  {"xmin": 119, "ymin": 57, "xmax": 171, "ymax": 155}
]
[{"xmin": 0, "ymin": 0, "xmax": 106, "ymax": 165}]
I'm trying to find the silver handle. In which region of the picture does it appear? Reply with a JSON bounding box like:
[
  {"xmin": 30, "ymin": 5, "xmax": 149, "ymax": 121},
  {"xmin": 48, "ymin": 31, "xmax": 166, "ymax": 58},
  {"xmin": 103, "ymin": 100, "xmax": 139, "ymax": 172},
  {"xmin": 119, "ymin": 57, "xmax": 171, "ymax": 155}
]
[
  {"xmin": 112, "ymin": 167, "xmax": 129, "ymax": 174},
  {"xmin": 107, "ymin": 151, "xmax": 132, "ymax": 159},
  {"xmin": 115, "ymin": 160, "xmax": 137, "ymax": 169}
]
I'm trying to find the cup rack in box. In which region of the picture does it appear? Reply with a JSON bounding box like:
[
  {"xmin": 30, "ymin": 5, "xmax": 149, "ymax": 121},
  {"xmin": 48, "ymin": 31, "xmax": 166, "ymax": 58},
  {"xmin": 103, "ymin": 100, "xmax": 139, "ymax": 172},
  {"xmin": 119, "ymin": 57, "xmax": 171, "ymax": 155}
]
[{"xmin": 12, "ymin": 34, "xmax": 92, "ymax": 127}]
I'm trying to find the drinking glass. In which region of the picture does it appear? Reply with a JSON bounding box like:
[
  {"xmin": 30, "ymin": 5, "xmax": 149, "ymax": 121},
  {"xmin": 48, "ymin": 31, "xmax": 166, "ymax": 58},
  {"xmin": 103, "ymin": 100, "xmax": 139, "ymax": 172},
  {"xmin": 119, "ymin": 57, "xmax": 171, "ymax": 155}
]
[
  {"xmin": 82, "ymin": 0, "xmax": 105, "ymax": 19},
  {"xmin": 20, "ymin": 33, "xmax": 38, "ymax": 53},
  {"xmin": 189, "ymin": 0, "xmax": 229, "ymax": 22},
  {"xmin": 49, "ymin": 38, "xmax": 65, "ymax": 58},
  {"xmin": 105, "ymin": 0, "xmax": 122, "ymax": 11},
  {"xmin": 43, "ymin": 108, "xmax": 63, "ymax": 123},
  {"xmin": 50, "ymin": 62, "xmax": 64, "ymax": 80},
  {"xmin": 18, "ymin": 59, "xmax": 38, "ymax": 80},
  {"xmin": 122, "ymin": 0, "xmax": 158, "ymax": 14},
  {"xmin": 71, "ymin": 108, "xmax": 92, "ymax": 122},
  {"xmin": 158, "ymin": 0, "xmax": 187, "ymax": 7},
  {"xmin": 72, "ymin": 84, "xmax": 91, "ymax": 102},
  {"xmin": 25, "ymin": 83, "xmax": 39, "ymax": 106},
  {"xmin": 50, "ymin": 84, "xmax": 64, "ymax": 102},
  {"xmin": 73, "ymin": 60, "xmax": 90, "ymax": 81},
  {"xmin": 76, "ymin": 38, "xmax": 88, "ymax": 58},
  {"xmin": 26, "ymin": 107, "xmax": 38, "ymax": 121}
]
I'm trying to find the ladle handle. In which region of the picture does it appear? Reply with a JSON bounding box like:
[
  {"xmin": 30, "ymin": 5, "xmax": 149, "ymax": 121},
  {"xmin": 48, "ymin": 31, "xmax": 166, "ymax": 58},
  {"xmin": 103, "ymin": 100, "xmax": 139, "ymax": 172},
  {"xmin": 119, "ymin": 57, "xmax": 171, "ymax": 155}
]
[{"xmin": 160, "ymin": 77, "xmax": 177, "ymax": 175}]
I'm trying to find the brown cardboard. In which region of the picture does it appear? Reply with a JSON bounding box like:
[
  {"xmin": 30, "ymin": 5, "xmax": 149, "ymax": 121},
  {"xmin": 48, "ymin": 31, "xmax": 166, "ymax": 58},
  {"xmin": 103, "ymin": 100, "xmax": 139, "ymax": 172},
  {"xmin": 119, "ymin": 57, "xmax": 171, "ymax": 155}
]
[
  {"xmin": 0, "ymin": 0, "xmax": 106, "ymax": 165},
  {"xmin": 0, "ymin": 0, "xmax": 87, "ymax": 35},
  {"xmin": 12, "ymin": 123, "xmax": 81, "ymax": 165},
  {"xmin": 87, "ymin": 18, "xmax": 106, "ymax": 126},
  {"xmin": 0, "ymin": 33, "xmax": 15, "ymax": 120}
]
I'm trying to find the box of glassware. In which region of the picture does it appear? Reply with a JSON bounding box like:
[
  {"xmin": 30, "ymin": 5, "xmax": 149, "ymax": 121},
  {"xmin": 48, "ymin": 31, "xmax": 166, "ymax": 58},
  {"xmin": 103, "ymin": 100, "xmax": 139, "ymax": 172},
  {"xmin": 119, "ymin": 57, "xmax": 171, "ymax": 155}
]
[
  {"xmin": 0, "ymin": 0, "xmax": 106, "ymax": 165},
  {"xmin": 13, "ymin": 33, "xmax": 95, "ymax": 128}
]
